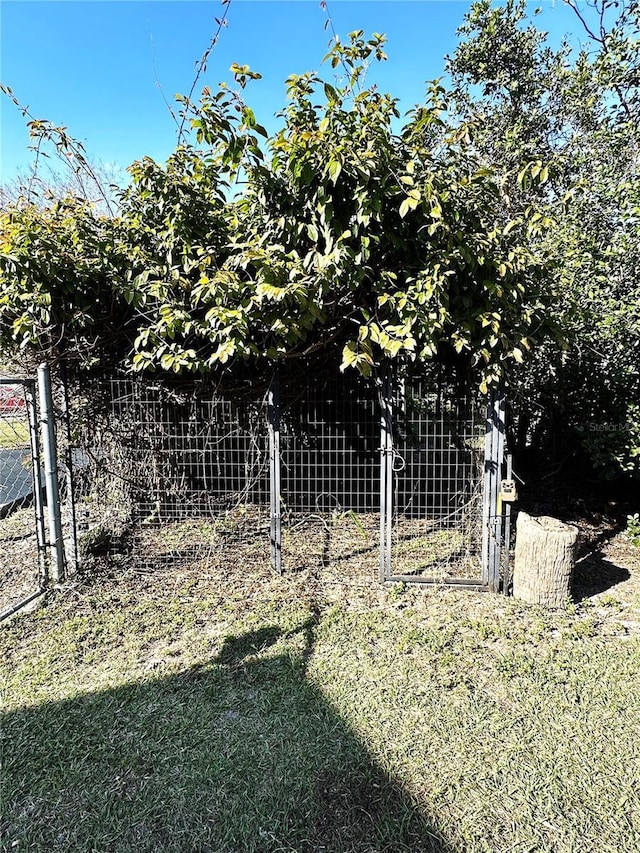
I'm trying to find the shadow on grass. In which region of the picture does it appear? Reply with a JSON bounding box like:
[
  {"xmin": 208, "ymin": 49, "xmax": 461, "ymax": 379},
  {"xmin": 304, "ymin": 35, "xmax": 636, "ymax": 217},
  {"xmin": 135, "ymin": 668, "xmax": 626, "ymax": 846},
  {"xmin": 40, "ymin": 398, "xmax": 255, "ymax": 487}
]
[
  {"xmin": 572, "ymin": 515, "xmax": 631, "ymax": 600},
  {"xmin": 573, "ymin": 555, "xmax": 631, "ymax": 601},
  {"xmin": 2, "ymin": 617, "xmax": 454, "ymax": 853}
]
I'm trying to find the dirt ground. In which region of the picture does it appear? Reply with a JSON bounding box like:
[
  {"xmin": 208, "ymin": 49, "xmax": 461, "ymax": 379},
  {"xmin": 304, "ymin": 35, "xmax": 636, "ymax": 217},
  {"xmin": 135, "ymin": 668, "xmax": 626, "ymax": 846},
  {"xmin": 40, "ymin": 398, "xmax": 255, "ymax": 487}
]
[
  {"xmin": 2, "ymin": 497, "xmax": 639, "ymax": 630},
  {"xmin": 569, "ymin": 513, "xmax": 640, "ymax": 634}
]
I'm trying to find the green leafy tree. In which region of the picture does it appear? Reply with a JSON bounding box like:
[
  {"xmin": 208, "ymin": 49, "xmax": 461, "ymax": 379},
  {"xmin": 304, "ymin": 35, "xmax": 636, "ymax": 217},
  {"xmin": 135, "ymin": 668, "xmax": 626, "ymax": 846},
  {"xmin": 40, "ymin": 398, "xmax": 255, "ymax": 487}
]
[
  {"xmin": 2, "ymin": 31, "xmax": 559, "ymax": 393},
  {"xmin": 0, "ymin": 198, "xmax": 134, "ymax": 369},
  {"xmin": 447, "ymin": 0, "xmax": 640, "ymax": 479}
]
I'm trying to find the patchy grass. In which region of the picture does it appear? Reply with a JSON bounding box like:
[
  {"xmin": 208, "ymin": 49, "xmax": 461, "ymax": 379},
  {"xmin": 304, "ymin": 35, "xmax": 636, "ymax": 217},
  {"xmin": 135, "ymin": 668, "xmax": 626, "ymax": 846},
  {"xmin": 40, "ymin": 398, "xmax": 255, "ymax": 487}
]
[
  {"xmin": 0, "ymin": 508, "xmax": 42, "ymax": 615},
  {"xmin": 0, "ymin": 418, "xmax": 30, "ymax": 450},
  {"xmin": 0, "ymin": 507, "xmax": 35, "ymax": 543},
  {"xmin": 1, "ymin": 532, "xmax": 639, "ymax": 853}
]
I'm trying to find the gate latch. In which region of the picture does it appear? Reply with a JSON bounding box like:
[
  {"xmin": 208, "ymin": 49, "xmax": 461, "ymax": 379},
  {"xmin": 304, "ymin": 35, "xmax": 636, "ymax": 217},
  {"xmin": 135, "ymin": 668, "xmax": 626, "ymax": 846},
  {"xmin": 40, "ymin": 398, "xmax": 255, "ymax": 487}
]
[{"xmin": 499, "ymin": 479, "xmax": 518, "ymax": 502}]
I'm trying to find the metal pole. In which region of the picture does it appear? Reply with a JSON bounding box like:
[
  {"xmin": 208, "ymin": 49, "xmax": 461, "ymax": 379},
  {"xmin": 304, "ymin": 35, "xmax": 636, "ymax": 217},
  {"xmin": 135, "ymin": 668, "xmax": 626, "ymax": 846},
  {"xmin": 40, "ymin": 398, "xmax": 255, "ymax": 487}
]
[
  {"xmin": 268, "ymin": 370, "xmax": 282, "ymax": 573},
  {"xmin": 38, "ymin": 363, "xmax": 65, "ymax": 583},
  {"xmin": 503, "ymin": 452, "xmax": 513, "ymax": 594},
  {"xmin": 0, "ymin": 589, "xmax": 47, "ymax": 623},
  {"xmin": 487, "ymin": 387, "xmax": 506, "ymax": 592},
  {"xmin": 379, "ymin": 369, "xmax": 393, "ymax": 582},
  {"xmin": 495, "ymin": 388, "xmax": 506, "ymax": 591},
  {"xmin": 482, "ymin": 384, "xmax": 505, "ymax": 591},
  {"xmin": 24, "ymin": 380, "xmax": 48, "ymax": 587},
  {"xmin": 59, "ymin": 362, "xmax": 78, "ymax": 573},
  {"xmin": 481, "ymin": 391, "xmax": 493, "ymax": 588}
]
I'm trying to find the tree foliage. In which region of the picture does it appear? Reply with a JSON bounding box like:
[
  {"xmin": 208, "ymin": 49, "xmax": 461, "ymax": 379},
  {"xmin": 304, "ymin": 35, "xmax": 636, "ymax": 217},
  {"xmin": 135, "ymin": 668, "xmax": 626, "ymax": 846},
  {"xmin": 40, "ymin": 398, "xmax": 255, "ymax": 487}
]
[
  {"xmin": 447, "ymin": 0, "xmax": 640, "ymax": 479},
  {"xmin": 1, "ymin": 31, "xmax": 558, "ymax": 391},
  {"xmin": 0, "ymin": 198, "xmax": 134, "ymax": 366}
]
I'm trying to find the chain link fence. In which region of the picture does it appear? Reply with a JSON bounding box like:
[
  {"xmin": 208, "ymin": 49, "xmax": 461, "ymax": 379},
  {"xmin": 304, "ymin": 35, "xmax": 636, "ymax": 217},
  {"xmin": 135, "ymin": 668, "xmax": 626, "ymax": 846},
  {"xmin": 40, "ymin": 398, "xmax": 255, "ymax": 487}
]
[{"xmin": 0, "ymin": 380, "xmax": 47, "ymax": 618}]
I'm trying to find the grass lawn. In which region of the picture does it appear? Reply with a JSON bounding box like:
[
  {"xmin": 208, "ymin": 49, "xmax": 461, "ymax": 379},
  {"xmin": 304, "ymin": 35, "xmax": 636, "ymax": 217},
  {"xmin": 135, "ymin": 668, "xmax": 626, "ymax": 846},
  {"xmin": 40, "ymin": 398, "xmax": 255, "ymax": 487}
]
[{"xmin": 1, "ymin": 529, "xmax": 639, "ymax": 853}]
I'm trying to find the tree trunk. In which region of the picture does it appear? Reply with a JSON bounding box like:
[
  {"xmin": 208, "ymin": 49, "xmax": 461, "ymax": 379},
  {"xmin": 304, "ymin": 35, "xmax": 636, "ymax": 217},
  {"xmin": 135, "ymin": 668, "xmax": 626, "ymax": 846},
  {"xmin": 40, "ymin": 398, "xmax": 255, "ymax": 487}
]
[{"xmin": 513, "ymin": 512, "xmax": 579, "ymax": 608}]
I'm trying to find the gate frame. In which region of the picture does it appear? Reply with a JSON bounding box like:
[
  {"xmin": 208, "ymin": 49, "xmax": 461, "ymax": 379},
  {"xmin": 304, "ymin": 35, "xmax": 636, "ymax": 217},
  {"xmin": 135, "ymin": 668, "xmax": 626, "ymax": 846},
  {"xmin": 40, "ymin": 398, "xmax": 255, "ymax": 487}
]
[
  {"xmin": 379, "ymin": 375, "xmax": 506, "ymax": 592},
  {"xmin": 0, "ymin": 376, "xmax": 49, "ymax": 621},
  {"xmin": 379, "ymin": 369, "xmax": 394, "ymax": 583},
  {"xmin": 268, "ymin": 370, "xmax": 282, "ymax": 574}
]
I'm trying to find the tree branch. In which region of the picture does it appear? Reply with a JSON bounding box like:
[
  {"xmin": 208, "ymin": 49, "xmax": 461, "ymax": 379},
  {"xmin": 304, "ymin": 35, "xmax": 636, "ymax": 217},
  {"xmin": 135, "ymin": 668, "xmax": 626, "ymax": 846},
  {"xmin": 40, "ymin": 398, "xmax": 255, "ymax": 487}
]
[
  {"xmin": 565, "ymin": 0, "xmax": 633, "ymax": 123},
  {"xmin": 177, "ymin": 0, "xmax": 233, "ymax": 145}
]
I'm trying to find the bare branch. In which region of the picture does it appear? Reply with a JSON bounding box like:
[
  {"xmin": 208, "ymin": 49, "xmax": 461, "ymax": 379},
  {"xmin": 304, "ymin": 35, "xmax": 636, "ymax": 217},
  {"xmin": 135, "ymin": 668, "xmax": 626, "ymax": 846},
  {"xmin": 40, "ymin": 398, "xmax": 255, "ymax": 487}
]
[
  {"xmin": 177, "ymin": 0, "xmax": 233, "ymax": 145},
  {"xmin": 564, "ymin": 0, "xmax": 633, "ymax": 122},
  {"xmin": 565, "ymin": 0, "xmax": 604, "ymax": 43},
  {"xmin": 0, "ymin": 87, "xmax": 117, "ymax": 215},
  {"xmin": 149, "ymin": 29, "xmax": 179, "ymax": 129}
]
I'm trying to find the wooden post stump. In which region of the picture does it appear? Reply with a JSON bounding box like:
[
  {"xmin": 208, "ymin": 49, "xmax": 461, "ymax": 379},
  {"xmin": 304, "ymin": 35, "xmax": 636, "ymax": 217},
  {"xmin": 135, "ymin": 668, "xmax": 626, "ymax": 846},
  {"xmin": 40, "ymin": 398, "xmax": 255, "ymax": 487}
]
[{"xmin": 513, "ymin": 513, "xmax": 579, "ymax": 608}]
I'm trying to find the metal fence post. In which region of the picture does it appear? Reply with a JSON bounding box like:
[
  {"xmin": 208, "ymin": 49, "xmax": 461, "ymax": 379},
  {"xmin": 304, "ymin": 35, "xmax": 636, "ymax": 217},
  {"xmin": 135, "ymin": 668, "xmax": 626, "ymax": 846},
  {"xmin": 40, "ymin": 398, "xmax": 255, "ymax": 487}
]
[
  {"xmin": 38, "ymin": 363, "xmax": 65, "ymax": 583},
  {"xmin": 379, "ymin": 369, "xmax": 393, "ymax": 582},
  {"xmin": 59, "ymin": 363, "xmax": 78, "ymax": 573},
  {"xmin": 268, "ymin": 370, "xmax": 282, "ymax": 573},
  {"xmin": 493, "ymin": 389, "xmax": 506, "ymax": 592},
  {"xmin": 503, "ymin": 452, "xmax": 513, "ymax": 594},
  {"xmin": 482, "ymin": 385, "xmax": 505, "ymax": 592}
]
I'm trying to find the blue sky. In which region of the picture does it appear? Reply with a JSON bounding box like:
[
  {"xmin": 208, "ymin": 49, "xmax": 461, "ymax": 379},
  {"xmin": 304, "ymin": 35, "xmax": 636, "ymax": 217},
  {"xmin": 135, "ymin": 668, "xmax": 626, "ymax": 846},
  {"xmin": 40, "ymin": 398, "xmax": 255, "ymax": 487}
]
[{"xmin": 1, "ymin": 0, "xmax": 583, "ymax": 185}]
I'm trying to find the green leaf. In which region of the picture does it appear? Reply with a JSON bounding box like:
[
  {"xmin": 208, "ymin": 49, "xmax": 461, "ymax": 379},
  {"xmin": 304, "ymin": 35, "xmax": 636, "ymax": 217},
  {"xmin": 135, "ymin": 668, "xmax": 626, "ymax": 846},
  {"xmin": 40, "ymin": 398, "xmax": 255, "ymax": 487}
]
[
  {"xmin": 324, "ymin": 82, "xmax": 339, "ymax": 102},
  {"xmin": 517, "ymin": 166, "xmax": 529, "ymax": 189},
  {"xmin": 399, "ymin": 197, "xmax": 418, "ymax": 218},
  {"xmin": 241, "ymin": 107, "xmax": 256, "ymax": 128},
  {"xmin": 341, "ymin": 340, "xmax": 359, "ymax": 367},
  {"xmin": 328, "ymin": 159, "xmax": 342, "ymax": 183}
]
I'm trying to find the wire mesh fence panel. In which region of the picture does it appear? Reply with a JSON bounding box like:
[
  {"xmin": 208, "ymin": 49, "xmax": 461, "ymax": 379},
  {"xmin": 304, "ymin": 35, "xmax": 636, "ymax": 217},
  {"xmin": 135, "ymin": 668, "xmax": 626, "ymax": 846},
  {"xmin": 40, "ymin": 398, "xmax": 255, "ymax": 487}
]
[
  {"xmin": 387, "ymin": 374, "xmax": 486, "ymax": 583},
  {"xmin": 69, "ymin": 376, "xmax": 270, "ymax": 572},
  {"xmin": 0, "ymin": 380, "xmax": 46, "ymax": 617},
  {"xmin": 64, "ymin": 367, "xmax": 494, "ymax": 586},
  {"xmin": 279, "ymin": 371, "xmax": 381, "ymax": 580}
]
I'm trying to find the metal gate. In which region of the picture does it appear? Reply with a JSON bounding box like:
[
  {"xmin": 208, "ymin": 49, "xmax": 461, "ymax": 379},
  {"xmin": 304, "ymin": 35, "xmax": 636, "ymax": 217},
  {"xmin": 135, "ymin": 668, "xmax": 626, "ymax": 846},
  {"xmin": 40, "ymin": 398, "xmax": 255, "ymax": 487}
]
[
  {"xmin": 0, "ymin": 366, "xmax": 71, "ymax": 620},
  {"xmin": 379, "ymin": 372, "xmax": 505, "ymax": 590},
  {"xmin": 0, "ymin": 377, "xmax": 47, "ymax": 619},
  {"xmin": 272, "ymin": 369, "xmax": 381, "ymax": 577}
]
